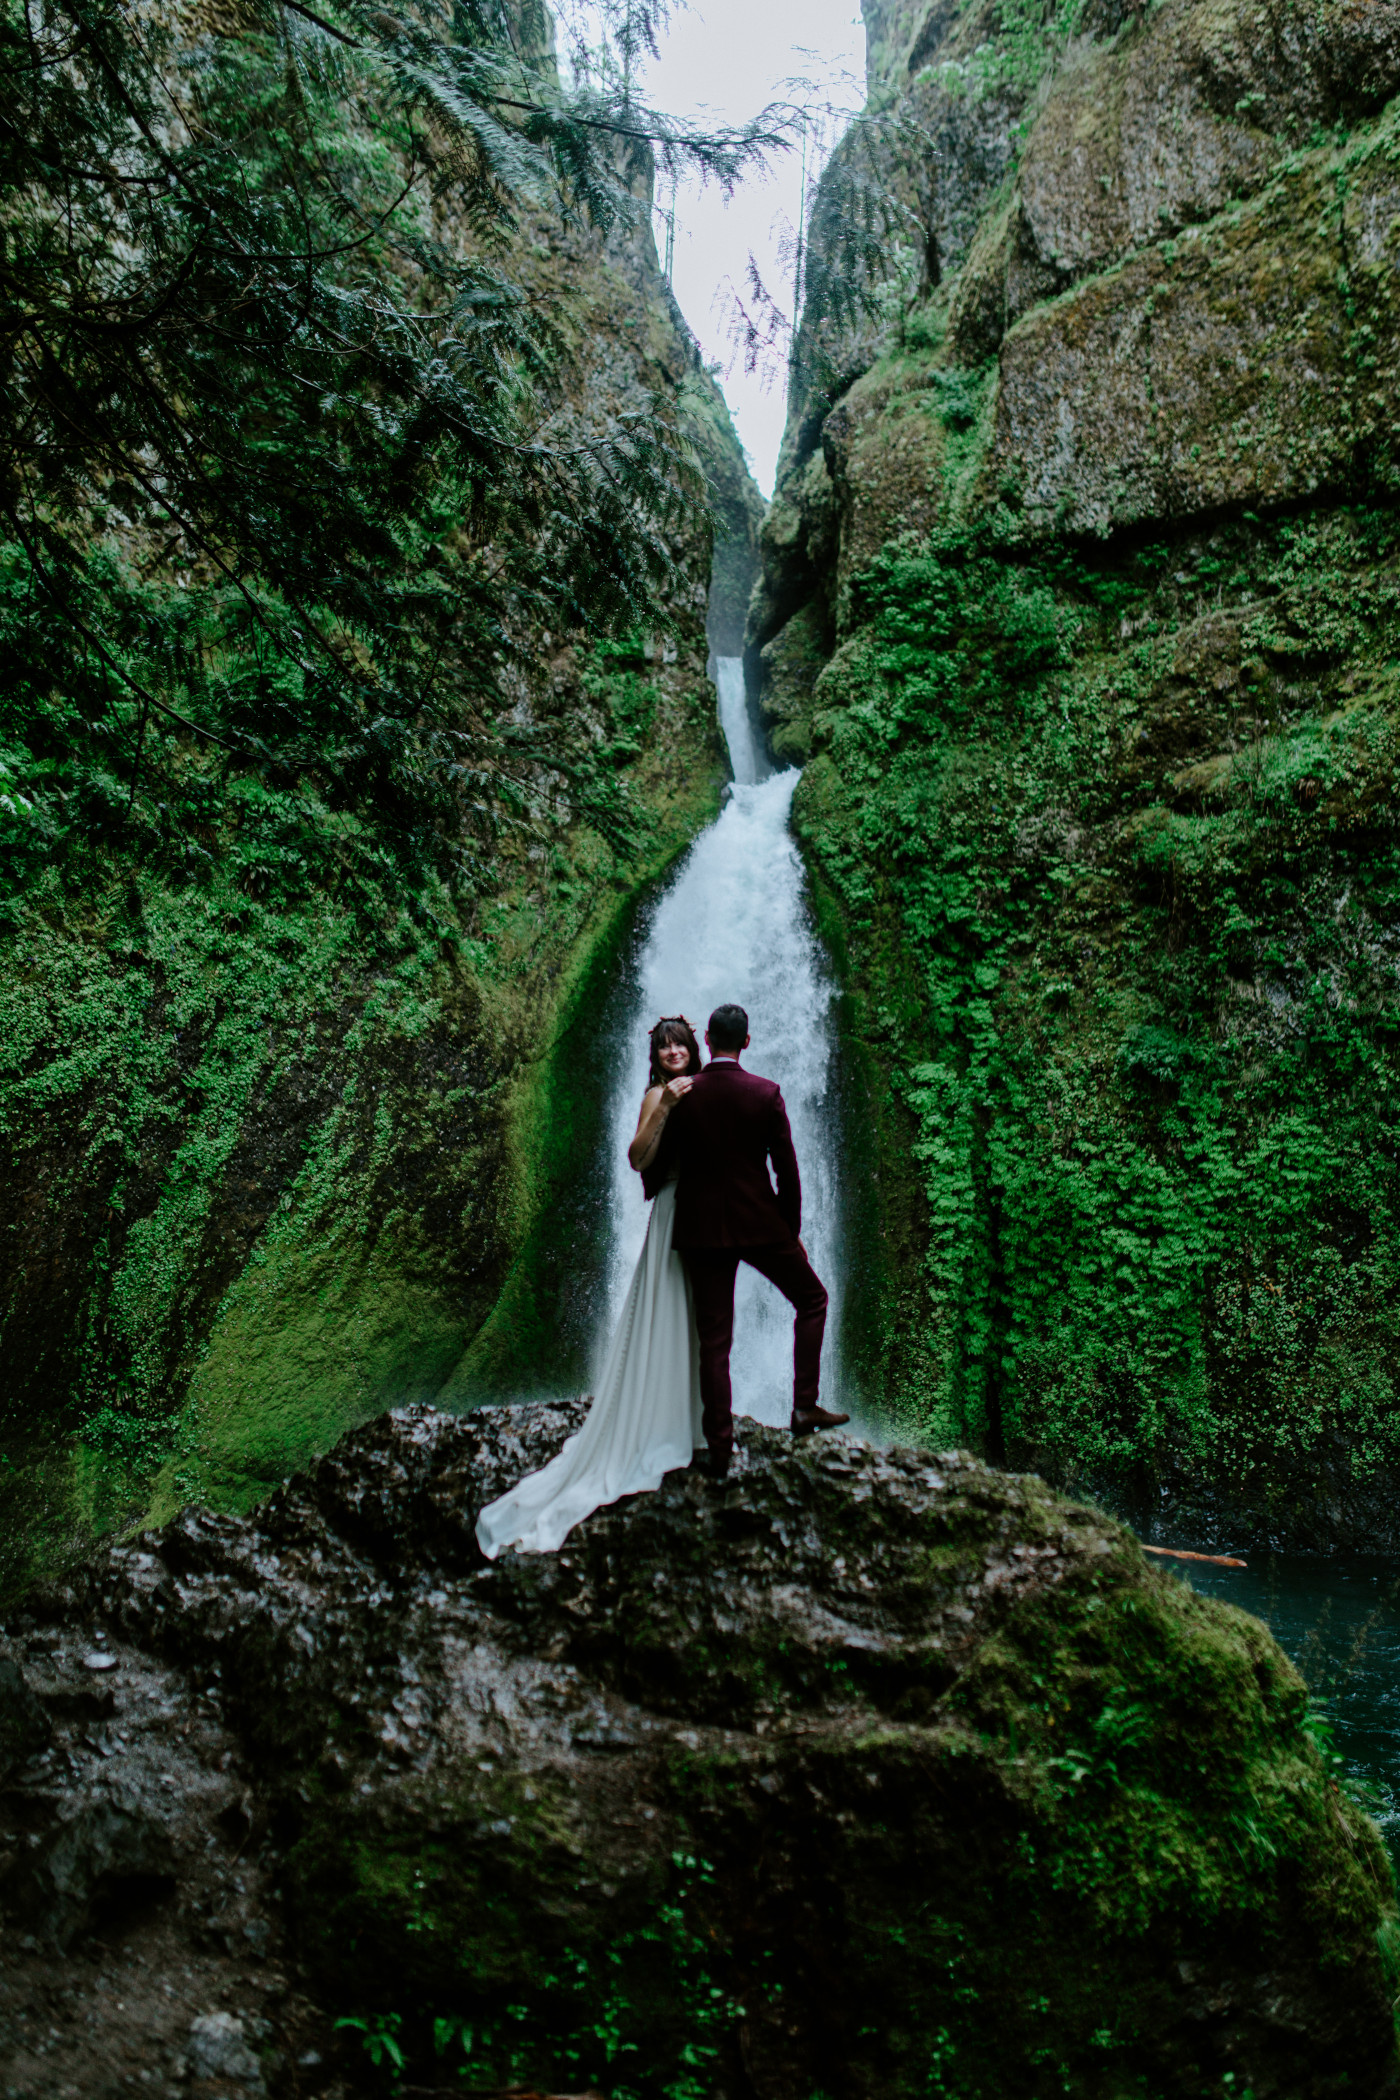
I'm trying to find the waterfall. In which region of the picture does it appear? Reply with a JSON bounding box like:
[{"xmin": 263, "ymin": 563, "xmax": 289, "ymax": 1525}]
[
  {"xmin": 600, "ymin": 658, "xmax": 846, "ymax": 1428},
  {"xmin": 714, "ymin": 654, "xmax": 767, "ymax": 786}
]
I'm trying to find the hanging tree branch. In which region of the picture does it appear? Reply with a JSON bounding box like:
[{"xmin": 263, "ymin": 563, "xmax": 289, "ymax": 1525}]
[{"xmin": 0, "ymin": 0, "xmax": 801, "ymax": 882}]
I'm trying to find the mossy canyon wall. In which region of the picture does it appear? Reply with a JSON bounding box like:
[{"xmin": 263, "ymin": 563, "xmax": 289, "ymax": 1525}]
[
  {"xmin": 756, "ymin": 0, "xmax": 1400, "ymax": 1543},
  {"xmin": 0, "ymin": 65, "xmax": 762, "ymax": 1596}
]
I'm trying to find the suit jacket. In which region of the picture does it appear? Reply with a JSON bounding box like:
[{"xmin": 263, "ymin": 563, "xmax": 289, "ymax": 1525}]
[{"xmin": 648, "ymin": 1059, "xmax": 801, "ymax": 1249}]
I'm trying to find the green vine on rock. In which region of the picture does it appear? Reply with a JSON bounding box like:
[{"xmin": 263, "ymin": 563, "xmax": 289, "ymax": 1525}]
[
  {"xmin": 333, "ymin": 1850, "xmax": 751, "ymax": 2098},
  {"xmin": 797, "ymin": 507, "xmax": 1400, "ymax": 1507}
]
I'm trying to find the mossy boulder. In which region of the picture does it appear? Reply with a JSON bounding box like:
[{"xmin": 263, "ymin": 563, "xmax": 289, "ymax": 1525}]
[
  {"xmin": 8, "ymin": 1403, "xmax": 1396, "ymax": 2097},
  {"xmin": 758, "ymin": 602, "xmax": 832, "ymax": 763},
  {"xmin": 988, "ymin": 105, "xmax": 1400, "ymax": 539},
  {"xmin": 950, "ymin": 0, "xmax": 1400, "ymax": 367}
]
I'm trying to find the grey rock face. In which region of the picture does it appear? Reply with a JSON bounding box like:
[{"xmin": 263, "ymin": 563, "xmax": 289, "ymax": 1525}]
[
  {"xmin": 948, "ymin": 0, "xmax": 1400, "ymax": 367},
  {"xmin": 987, "ymin": 124, "xmax": 1400, "ymax": 539},
  {"xmin": 0, "ymin": 1654, "xmax": 49, "ymax": 1780},
  {"xmin": 10, "ymin": 1799, "xmax": 174, "ymax": 1951},
  {"xmin": 759, "ymin": 603, "xmax": 832, "ymax": 763},
  {"xmin": 187, "ymin": 2010, "xmax": 266, "ymax": 2091},
  {"xmin": 787, "ymin": 74, "xmax": 1017, "ymax": 478},
  {"xmin": 748, "ymin": 448, "xmax": 841, "ymax": 666}
]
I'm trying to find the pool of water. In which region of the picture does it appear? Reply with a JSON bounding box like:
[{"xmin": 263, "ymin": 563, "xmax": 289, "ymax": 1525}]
[{"xmin": 1171, "ymin": 1553, "xmax": 1400, "ymax": 1857}]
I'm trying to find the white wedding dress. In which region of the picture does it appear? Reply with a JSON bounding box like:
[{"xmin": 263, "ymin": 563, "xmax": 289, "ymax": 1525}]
[{"xmin": 475, "ymin": 1177, "xmax": 702, "ymax": 1556}]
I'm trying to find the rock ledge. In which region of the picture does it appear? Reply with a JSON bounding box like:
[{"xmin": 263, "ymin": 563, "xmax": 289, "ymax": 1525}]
[{"xmin": 2, "ymin": 1403, "xmax": 1395, "ymax": 2098}]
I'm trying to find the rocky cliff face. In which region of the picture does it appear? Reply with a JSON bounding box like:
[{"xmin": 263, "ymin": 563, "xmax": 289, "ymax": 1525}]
[
  {"xmin": 3, "ymin": 1404, "xmax": 1394, "ymax": 2099},
  {"xmin": 0, "ymin": 55, "xmax": 762, "ymax": 1598},
  {"xmin": 754, "ymin": 0, "xmax": 1400, "ymax": 1542}
]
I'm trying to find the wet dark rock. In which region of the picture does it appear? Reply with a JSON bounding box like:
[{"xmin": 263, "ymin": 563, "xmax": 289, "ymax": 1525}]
[
  {"xmin": 0, "ymin": 1656, "xmax": 49, "ymax": 1779},
  {"xmin": 2, "ymin": 1401, "xmax": 1396, "ymax": 2097},
  {"xmin": 10, "ymin": 1799, "xmax": 175, "ymax": 1951}
]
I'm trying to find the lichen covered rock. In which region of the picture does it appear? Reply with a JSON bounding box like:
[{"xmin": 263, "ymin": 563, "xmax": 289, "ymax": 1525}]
[
  {"xmin": 758, "ymin": 602, "xmax": 832, "ymax": 763},
  {"xmin": 989, "ymin": 109, "xmax": 1400, "ymax": 539},
  {"xmin": 3, "ymin": 1404, "xmax": 1395, "ymax": 2097}
]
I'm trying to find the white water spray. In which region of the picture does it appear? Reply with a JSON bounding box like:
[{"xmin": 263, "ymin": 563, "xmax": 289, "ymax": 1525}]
[
  {"xmin": 600, "ymin": 658, "xmax": 845, "ymax": 1427},
  {"xmin": 714, "ymin": 653, "xmax": 765, "ymax": 786}
]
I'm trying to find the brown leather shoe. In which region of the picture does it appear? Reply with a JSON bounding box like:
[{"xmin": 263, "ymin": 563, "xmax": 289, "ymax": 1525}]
[{"xmin": 791, "ymin": 1406, "xmax": 850, "ymax": 1437}]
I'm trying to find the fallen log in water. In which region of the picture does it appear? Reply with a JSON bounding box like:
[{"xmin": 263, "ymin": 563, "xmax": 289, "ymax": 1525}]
[{"xmin": 1141, "ymin": 1544, "xmax": 1248, "ymax": 1569}]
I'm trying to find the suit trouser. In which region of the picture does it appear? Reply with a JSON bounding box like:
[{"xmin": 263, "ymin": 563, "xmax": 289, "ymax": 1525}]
[{"xmin": 681, "ymin": 1241, "xmax": 829, "ymax": 1451}]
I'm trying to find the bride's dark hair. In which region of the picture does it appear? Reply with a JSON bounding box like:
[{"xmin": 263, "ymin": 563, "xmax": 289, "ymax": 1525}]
[{"xmin": 648, "ymin": 1015, "xmax": 701, "ymax": 1088}]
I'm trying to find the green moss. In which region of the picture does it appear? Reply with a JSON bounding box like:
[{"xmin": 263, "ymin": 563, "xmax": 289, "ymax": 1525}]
[
  {"xmin": 285, "ymin": 1770, "xmax": 732, "ymax": 2098},
  {"xmin": 657, "ymin": 1566, "xmax": 1395, "ymax": 2094},
  {"xmin": 986, "ymin": 101, "xmax": 1400, "ymax": 538},
  {"xmin": 794, "ymin": 505, "xmax": 1400, "ymax": 1511},
  {"xmin": 0, "ymin": 658, "xmax": 724, "ymax": 1598},
  {"xmin": 440, "ymin": 781, "xmax": 721, "ymax": 1405},
  {"xmin": 146, "ymin": 1250, "xmax": 470, "ymax": 1521},
  {"xmin": 759, "ymin": 599, "xmax": 830, "ymax": 763},
  {"xmin": 800, "ymin": 823, "xmax": 948, "ymax": 1441}
]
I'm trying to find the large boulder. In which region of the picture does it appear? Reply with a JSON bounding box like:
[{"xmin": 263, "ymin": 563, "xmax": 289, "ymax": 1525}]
[
  {"xmin": 2, "ymin": 1403, "xmax": 1396, "ymax": 2098},
  {"xmin": 986, "ymin": 105, "xmax": 1400, "ymax": 540},
  {"xmin": 758, "ymin": 603, "xmax": 833, "ymax": 764}
]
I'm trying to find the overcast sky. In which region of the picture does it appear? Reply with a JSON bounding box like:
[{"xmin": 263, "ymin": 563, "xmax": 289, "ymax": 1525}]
[{"xmin": 634, "ymin": 0, "xmax": 866, "ymax": 497}]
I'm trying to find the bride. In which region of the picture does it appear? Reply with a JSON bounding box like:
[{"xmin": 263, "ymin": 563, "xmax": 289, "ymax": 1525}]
[{"xmin": 475, "ymin": 1015, "xmax": 704, "ymax": 1557}]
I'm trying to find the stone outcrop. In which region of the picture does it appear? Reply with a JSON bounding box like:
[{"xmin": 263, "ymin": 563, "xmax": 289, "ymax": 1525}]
[
  {"xmin": 2, "ymin": 1404, "xmax": 1395, "ymax": 2097},
  {"xmin": 760, "ymin": 0, "xmax": 1400, "ymax": 617},
  {"xmin": 987, "ymin": 114, "xmax": 1400, "ymax": 538},
  {"xmin": 763, "ymin": 0, "xmax": 1400, "ymax": 605},
  {"xmin": 951, "ymin": 0, "xmax": 1400, "ymax": 362}
]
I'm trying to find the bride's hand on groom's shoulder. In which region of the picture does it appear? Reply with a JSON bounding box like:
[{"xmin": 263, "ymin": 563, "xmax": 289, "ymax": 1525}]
[{"xmin": 627, "ymin": 1074, "xmax": 692, "ymax": 1172}]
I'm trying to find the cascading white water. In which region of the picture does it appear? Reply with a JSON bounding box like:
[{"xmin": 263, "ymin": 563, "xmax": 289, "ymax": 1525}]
[
  {"xmin": 714, "ymin": 653, "xmax": 766, "ymax": 786},
  {"xmin": 600, "ymin": 658, "xmax": 846, "ymax": 1427}
]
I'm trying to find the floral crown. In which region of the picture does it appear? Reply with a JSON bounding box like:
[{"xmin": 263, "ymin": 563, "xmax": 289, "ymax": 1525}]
[{"xmin": 648, "ymin": 1013, "xmax": 695, "ymax": 1037}]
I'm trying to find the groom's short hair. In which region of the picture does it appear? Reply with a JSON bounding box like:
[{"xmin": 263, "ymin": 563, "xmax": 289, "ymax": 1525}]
[{"xmin": 708, "ymin": 1003, "xmax": 748, "ymax": 1050}]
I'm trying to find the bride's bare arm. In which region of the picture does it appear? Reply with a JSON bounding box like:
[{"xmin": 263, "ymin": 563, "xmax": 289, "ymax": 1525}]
[{"xmin": 628, "ymin": 1076, "xmax": 693, "ymax": 1171}]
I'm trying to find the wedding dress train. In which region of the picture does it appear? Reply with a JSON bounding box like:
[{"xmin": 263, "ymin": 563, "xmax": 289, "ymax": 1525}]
[{"xmin": 475, "ymin": 1178, "xmax": 702, "ymax": 1557}]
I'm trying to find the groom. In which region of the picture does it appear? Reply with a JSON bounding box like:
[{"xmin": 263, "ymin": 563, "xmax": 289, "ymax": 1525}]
[{"xmin": 658, "ymin": 1002, "xmax": 848, "ymax": 1477}]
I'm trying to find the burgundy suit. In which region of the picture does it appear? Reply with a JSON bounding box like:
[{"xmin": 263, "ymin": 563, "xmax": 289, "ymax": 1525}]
[{"xmin": 652, "ymin": 1058, "xmax": 828, "ymax": 1455}]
